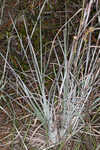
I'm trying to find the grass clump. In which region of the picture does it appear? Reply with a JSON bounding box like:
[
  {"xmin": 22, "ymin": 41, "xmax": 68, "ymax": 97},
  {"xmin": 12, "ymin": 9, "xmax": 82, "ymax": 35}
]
[{"xmin": 0, "ymin": 0, "xmax": 100, "ymax": 149}]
